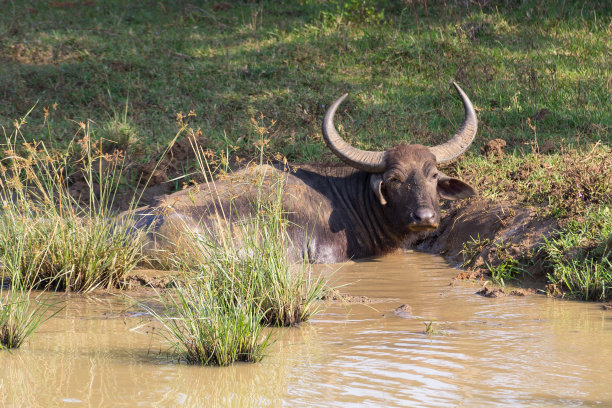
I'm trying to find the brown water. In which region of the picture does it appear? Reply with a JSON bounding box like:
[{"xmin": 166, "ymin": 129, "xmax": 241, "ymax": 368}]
[{"xmin": 1, "ymin": 252, "xmax": 611, "ymax": 407}]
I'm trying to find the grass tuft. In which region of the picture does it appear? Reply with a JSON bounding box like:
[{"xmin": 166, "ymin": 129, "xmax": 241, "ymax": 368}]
[
  {"xmin": 149, "ymin": 276, "xmax": 271, "ymax": 366},
  {"xmin": 0, "ymin": 283, "xmax": 57, "ymax": 350},
  {"xmin": 423, "ymin": 319, "xmax": 444, "ymax": 336},
  {"xmin": 543, "ymin": 206, "xmax": 611, "ymax": 301}
]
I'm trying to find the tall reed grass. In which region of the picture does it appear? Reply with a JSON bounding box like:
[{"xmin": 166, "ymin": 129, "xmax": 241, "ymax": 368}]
[{"xmin": 0, "ymin": 111, "xmax": 146, "ymax": 291}]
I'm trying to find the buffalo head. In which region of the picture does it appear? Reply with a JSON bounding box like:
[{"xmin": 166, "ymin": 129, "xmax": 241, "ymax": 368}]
[{"xmin": 322, "ymin": 82, "xmax": 476, "ymax": 233}]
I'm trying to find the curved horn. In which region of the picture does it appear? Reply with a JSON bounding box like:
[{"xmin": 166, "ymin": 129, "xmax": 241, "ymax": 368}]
[
  {"xmin": 322, "ymin": 94, "xmax": 386, "ymax": 173},
  {"xmin": 428, "ymin": 82, "xmax": 478, "ymax": 163}
]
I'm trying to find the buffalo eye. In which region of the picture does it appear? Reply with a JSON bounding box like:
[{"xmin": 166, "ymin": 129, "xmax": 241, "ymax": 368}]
[{"xmin": 432, "ymin": 172, "xmax": 439, "ymax": 180}]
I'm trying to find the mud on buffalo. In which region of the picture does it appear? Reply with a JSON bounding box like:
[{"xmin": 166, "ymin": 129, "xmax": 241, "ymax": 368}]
[{"xmin": 125, "ymin": 82, "xmax": 477, "ymax": 263}]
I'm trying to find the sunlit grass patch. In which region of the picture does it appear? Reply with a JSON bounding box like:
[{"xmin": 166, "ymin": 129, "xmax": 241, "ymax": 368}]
[
  {"xmin": 543, "ymin": 206, "xmax": 612, "ymax": 301},
  {"xmin": 423, "ymin": 319, "xmax": 445, "ymax": 336}
]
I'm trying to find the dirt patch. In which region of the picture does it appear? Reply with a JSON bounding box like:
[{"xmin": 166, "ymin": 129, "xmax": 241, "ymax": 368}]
[
  {"xmin": 476, "ymin": 287, "xmax": 506, "ymax": 298},
  {"xmin": 7, "ymin": 41, "xmax": 81, "ymax": 65},
  {"xmin": 481, "ymin": 138, "xmax": 506, "ymax": 158},
  {"xmin": 531, "ymin": 108, "xmax": 551, "ymax": 122},
  {"xmin": 212, "ymin": 2, "xmax": 233, "ymax": 11}
]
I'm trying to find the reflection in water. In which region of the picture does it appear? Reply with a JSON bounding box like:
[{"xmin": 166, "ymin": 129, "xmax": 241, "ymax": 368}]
[{"xmin": 1, "ymin": 251, "xmax": 611, "ymax": 407}]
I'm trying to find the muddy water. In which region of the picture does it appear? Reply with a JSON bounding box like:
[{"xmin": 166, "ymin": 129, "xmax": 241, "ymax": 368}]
[{"xmin": 1, "ymin": 252, "xmax": 612, "ymax": 407}]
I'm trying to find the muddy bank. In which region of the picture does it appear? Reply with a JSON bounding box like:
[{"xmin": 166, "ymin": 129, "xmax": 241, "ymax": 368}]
[{"xmin": 416, "ymin": 199, "xmax": 558, "ymax": 285}]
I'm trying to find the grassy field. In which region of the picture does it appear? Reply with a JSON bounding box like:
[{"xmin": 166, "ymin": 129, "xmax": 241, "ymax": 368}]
[
  {"xmin": 0, "ymin": 0, "xmax": 610, "ymax": 299},
  {"xmin": 1, "ymin": 0, "xmax": 609, "ymax": 159}
]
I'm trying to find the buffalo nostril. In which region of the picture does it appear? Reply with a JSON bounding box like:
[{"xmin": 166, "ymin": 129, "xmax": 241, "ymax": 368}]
[{"xmin": 414, "ymin": 208, "xmax": 435, "ymax": 224}]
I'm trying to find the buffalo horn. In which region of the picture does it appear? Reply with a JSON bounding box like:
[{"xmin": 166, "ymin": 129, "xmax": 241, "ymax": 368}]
[
  {"xmin": 428, "ymin": 82, "xmax": 478, "ymax": 163},
  {"xmin": 321, "ymin": 94, "xmax": 386, "ymax": 173}
]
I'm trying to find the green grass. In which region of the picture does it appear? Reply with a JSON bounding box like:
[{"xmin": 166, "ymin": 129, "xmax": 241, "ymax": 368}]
[
  {"xmin": 543, "ymin": 206, "xmax": 611, "ymax": 301},
  {"xmin": 1, "ymin": 0, "xmax": 609, "ymax": 164},
  {"xmin": 451, "ymin": 144, "xmax": 611, "ymax": 218},
  {"xmin": 423, "ymin": 319, "xmax": 444, "ymax": 336},
  {"xmin": 148, "ymin": 276, "xmax": 272, "ymax": 366},
  {"xmin": 486, "ymin": 257, "xmax": 527, "ymax": 286}
]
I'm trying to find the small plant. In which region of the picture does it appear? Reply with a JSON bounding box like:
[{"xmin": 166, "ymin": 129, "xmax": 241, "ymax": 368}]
[
  {"xmin": 486, "ymin": 257, "xmax": 526, "ymax": 286},
  {"xmin": 423, "ymin": 319, "xmax": 444, "ymax": 336},
  {"xmin": 460, "ymin": 234, "xmax": 491, "ymax": 268},
  {"xmin": 98, "ymin": 98, "xmax": 141, "ymax": 154}
]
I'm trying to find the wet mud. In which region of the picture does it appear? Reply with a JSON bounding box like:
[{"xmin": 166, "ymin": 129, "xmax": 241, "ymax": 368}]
[
  {"xmin": 416, "ymin": 199, "xmax": 558, "ymax": 284},
  {"xmin": 2, "ymin": 252, "xmax": 611, "ymax": 407}
]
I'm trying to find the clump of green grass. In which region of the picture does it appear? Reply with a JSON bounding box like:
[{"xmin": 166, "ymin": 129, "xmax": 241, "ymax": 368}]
[
  {"xmin": 150, "ymin": 276, "xmax": 271, "ymax": 366},
  {"xmin": 486, "ymin": 257, "xmax": 526, "ymax": 287},
  {"xmin": 0, "ymin": 112, "xmax": 146, "ymax": 292},
  {"xmin": 0, "ymin": 283, "xmax": 57, "ymax": 349},
  {"xmin": 189, "ymin": 195, "xmax": 325, "ymax": 327},
  {"xmin": 460, "ymin": 234, "xmax": 491, "ymax": 268}
]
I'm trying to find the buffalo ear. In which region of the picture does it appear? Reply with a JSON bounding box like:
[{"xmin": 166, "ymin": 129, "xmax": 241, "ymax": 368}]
[
  {"xmin": 370, "ymin": 174, "xmax": 387, "ymax": 206},
  {"xmin": 437, "ymin": 173, "xmax": 475, "ymax": 200}
]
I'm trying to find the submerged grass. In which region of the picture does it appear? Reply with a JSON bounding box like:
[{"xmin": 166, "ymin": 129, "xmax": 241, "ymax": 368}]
[{"xmin": 0, "ymin": 113, "xmax": 146, "ymax": 292}]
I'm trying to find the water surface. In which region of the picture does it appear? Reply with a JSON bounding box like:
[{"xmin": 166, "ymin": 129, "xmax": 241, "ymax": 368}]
[{"xmin": 1, "ymin": 252, "xmax": 611, "ymax": 407}]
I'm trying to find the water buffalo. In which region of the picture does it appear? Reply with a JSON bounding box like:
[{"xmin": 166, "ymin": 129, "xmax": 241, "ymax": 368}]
[{"xmin": 129, "ymin": 83, "xmax": 477, "ymax": 263}]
